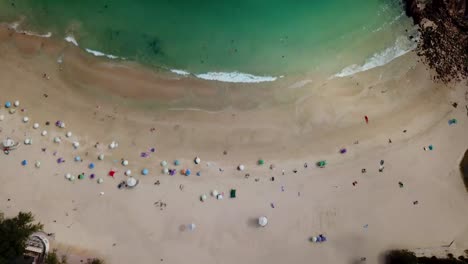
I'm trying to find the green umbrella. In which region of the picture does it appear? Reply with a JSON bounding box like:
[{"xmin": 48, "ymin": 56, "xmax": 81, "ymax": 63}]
[{"xmin": 258, "ymin": 159, "xmax": 265, "ymax": 165}]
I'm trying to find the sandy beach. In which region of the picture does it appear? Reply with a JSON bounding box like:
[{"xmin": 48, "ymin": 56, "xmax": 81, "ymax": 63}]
[{"xmin": 0, "ymin": 25, "xmax": 467, "ymax": 264}]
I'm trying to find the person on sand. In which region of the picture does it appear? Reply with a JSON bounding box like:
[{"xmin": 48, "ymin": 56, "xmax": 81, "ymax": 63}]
[{"xmin": 364, "ymin": 115, "xmax": 369, "ymax": 124}]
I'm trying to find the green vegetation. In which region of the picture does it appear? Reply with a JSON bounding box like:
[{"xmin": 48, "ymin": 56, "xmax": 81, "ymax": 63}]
[
  {"xmin": 45, "ymin": 250, "xmax": 68, "ymax": 264},
  {"xmin": 384, "ymin": 250, "xmax": 468, "ymax": 264},
  {"xmin": 87, "ymin": 258, "xmax": 105, "ymax": 264},
  {"xmin": 0, "ymin": 211, "xmax": 43, "ymax": 264}
]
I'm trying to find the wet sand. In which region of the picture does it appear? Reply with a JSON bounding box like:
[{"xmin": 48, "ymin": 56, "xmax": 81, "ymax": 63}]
[{"xmin": 0, "ymin": 25, "xmax": 467, "ymax": 263}]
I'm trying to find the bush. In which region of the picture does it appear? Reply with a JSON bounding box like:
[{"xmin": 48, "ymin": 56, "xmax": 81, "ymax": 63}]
[{"xmin": 384, "ymin": 250, "xmax": 418, "ymax": 264}]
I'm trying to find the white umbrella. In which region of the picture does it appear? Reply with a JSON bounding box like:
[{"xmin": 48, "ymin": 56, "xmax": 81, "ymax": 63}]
[
  {"xmin": 35, "ymin": 161, "xmax": 41, "ymax": 168},
  {"xmin": 162, "ymin": 168, "xmax": 169, "ymax": 174},
  {"xmin": 126, "ymin": 177, "xmax": 137, "ymax": 187},
  {"xmin": 14, "ymin": 100, "xmax": 19, "ymax": 107},
  {"xmin": 97, "ymin": 178, "xmax": 104, "ymax": 184},
  {"xmin": 194, "ymin": 157, "xmax": 201, "ymax": 164},
  {"xmin": 24, "ymin": 138, "xmax": 32, "ymax": 145},
  {"xmin": 258, "ymin": 216, "xmax": 268, "ymax": 227},
  {"xmin": 160, "ymin": 160, "xmax": 168, "ymax": 167},
  {"xmin": 125, "ymin": 170, "xmax": 132, "ymax": 176},
  {"xmin": 122, "ymin": 160, "xmax": 129, "ymax": 166},
  {"xmin": 41, "ymin": 130, "xmax": 47, "ymax": 136},
  {"xmin": 98, "ymin": 154, "xmax": 104, "ymax": 160},
  {"xmin": 33, "ymin": 123, "xmax": 39, "ymax": 129},
  {"xmin": 72, "ymin": 141, "xmax": 80, "ymax": 148},
  {"xmin": 65, "ymin": 173, "xmax": 72, "ymax": 180},
  {"xmin": 238, "ymin": 164, "xmax": 245, "ymax": 171},
  {"xmin": 3, "ymin": 138, "xmax": 15, "ymax": 147},
  {"xmin": 22, "ymin": 117, "xmax": 29, "ymax": 123},
  {"xmin": 200, "ymin": 194, "xmax": 207, "ymax": 202},
  {"xmin": 211, "ymin": 190, "xmax": 219, "ymax": 197},
  {"xmin": 66, "ymin": 131, "xmax": 72, "ymax": 137}
]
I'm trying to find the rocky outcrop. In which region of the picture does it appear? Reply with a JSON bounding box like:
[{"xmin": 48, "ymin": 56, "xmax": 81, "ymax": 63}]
[{"xmin": 403, "ymin": 0, "xmax": 467, "ymax": 83}]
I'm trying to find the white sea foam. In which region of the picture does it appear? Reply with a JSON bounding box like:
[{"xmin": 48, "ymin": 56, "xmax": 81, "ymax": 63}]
[
  {"xmin": 333, "ymin": 34, "xmax": 418, "ymax": 78},
  {"xmin": 64, "ymin": 35, "xmax": 79, "ymax": 46},
  {"xmin": 85, "ymin": 48, "xmax": 119, "ymax": 59},
  {"xmin": 170, "ymin": 69, "xmax": 281, "ymax": 83},
  {"xmin": 195, "ymin": 72, "xmax": 279, "ymax": 83},
  {"xmin": 8, "ymin": 22, "xmax": 52, "ymax": 38},
  {"xmin": 170, "ymin": 69, "xmax": 190, "ymax": 76}
]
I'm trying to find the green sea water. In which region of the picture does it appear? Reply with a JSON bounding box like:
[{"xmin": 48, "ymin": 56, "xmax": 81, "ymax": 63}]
[{"xmin": 0, "ymin": 0, "xmax": 415, "ymax": 81}]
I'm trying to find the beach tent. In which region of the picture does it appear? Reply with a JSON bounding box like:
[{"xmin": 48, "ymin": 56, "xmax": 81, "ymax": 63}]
[
  {"xmin": 126, "ymin": 177, "xmax": 138, "ymax": 188},
  {"xmin": 316, "ymin": 160, "xmax": 327, "ymax": 168},
  {"xmin": 188, "ymin": 223, "xmax": 196, "ymax": 231},
  {"xmin": 258, "ymin": 216, "xmax": 268, "ymax": 227}
]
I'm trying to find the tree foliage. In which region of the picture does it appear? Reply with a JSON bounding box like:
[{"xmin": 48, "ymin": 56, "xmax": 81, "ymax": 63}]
[{"xmin": 0, "ymin": 211, "xmax": 43, "ymax": 264}]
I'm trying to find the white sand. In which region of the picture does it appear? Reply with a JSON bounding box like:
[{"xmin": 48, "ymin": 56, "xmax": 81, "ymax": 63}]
[{"xmin": 0, "ymin": 25, "xmax": 467, "ymax": 264}]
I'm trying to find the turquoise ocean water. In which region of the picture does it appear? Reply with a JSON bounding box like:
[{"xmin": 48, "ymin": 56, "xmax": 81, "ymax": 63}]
[{"xmin": 0, "ymin": 0, "xmax": 416, "ymax": 82}]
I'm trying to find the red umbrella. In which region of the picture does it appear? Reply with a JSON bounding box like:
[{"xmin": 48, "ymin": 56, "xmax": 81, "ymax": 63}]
[{"xmin": 108, "ymin": 170, "xmax": 116, "ymax": 177}]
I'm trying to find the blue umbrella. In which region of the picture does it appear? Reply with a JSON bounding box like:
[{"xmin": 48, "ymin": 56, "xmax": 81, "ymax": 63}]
[
  {"xmin": 174, "ymin": 160, "xmax": 180, "ymax": 166},
  {"xmin": 185, "ymin": 169, "xmax": 191, "ymax": 176},
  {"xmin": 75, "ymin": 156, "xmax": 82, "ymax": 162},
  {"xmin": 5, "ymin": 101, "xmax": 11, "ymax": 108},
  {"xmin": 21, "ymin": 160, "xmax": 27, "ymax": 166},
  {"xmin": 89, "ymin": 163, "xmax": 95, "ymax": 169},
  {"xmin": 142, "ymin": 168, "xmax": 149, "ymax": 175}
]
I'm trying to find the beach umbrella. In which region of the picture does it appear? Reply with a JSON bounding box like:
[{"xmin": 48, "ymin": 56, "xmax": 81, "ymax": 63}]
[
  {"xmin": 174, "ymin": 160, "xmax": 180, "ymax": 166},
  {"xmin": 216, "ymin": 194, "xmax": 224, "ymax": 200},
  {"xmin": 74, "ymin": 156, "xmax": 81, "ymax": 162},
  {"xmin": 70, "ymin": 175, "xmax": 75, "ymax": 181},
  {"xmin": 41, "ymin": 130, "xmax": 47, "ymax": 136},
  {"xmin": 185, "ymin": 169, "xmax": 191, "ymax": 176},
  {"xmin": 258, "ymin": 159, "xmax": 265, "ymax": 165},
  {"xmin": 65, "ymin": 173, "xmax": 71, "ymax": 180},
  {"xmin": 238, "ymin": 164, "xmax": 245, "ymax": 171},
  {"xmin": 24, "ymin": 138, "xmax": 31, "ymax": 145},
  {"xmin": 162, "ymin": 167, "xmax": 169, "ymax": 174},
  {"xmin": 194, "ymin": 157, "xmax": 201, "ymax": 164},
  {"xmin": 21, "ymin": 160, "xmax": 27, "ymax": 166},
  {"xmin": 97, "ymin": 178, "xmax": 104, "ymax": 184},
  {"xmin": 142, "ymin": 168, "xmax": 149, "ymax": 175},
  {"xmin": 98, "ymin": 154, "xmax": 104, "ymax": 160},
  {"xmin": 125, "ymin": 170, "xmax": 132, "ymax": 176},
  {"xmin": 122, "ymin": 160, "xmax": 129, "ymax": 166},
  {"xmin": 311, "ymin": 236, "xmax": 318, "ymax": 243},
  {"xmin": 126, "ymin": 177, "xmax": 137, "ymax": 187},
  {"xmin": 90, "ymin": 173, "xmax": 95, "ymax": 179},
  {"xmin": 3, "ymin": 138, "xmax": 15, "ymax": 147},
  {"xmin": 35, "ymin": 161, "xmax": 41, "ymax": 168},
  {"xmin": 14, "ymin": 100, "xmax": 19, "ymax": 107},
  {"xmin": 161, "ymin": 160, "xmax": 168, "ymax": 167},
  {"xmin": 258, "ymin": 216, "xmax": 268, "ymax": 227},
  {"xmin": 54, "ymin": 137, "xmax": 61, "ymax": 143},
  {"xmin": 59, "ymin": 122, "xmax": 66, "ymax": 128},
  {"xmin": 66, "ymin": 131, "xmax": 72, "ymax": 138},
  {"xmin": 89, "ymin": 163, "xmax": 95, "ymax": 169},
  {"xmin": 22, "ymin": 117, "xmax": 29, "ymax": 123},
  {"xmin": 212, "ymin": 190, "xmax": 219, "ymax": 197},
  {"xmin": 188, "ymin": 223, "xmax": 196, "ymax": 231},
  {"xmin": 8, "ymin": 108, "xmax": 16, "ymax": 114},
  {"xmin": 5, "ymin": 101, "xmax": 11, "ymax": 108},
  {"xmin": 200, "ymin": 194, "xmax": 207, "ymax": 202},
  {"xmin": 33, "ymin": 123, "xmax": 39, "ymax": 129},
  {"xmin": 72, "ymin": 141, "xmax": 80, "ymax": 148},
  {"xmin": 109, "ymin": 141, "xmax": 118, "ymax": 149}
]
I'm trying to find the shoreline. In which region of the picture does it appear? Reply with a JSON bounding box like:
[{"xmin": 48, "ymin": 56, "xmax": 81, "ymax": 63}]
[{"xmin": 0, "ymin": 20, "xmax": 467, "ymax": 264}]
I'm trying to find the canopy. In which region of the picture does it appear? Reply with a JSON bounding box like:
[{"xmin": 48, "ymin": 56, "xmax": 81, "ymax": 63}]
[
  {"xmin": 258, "ymin": 216, "xmax": 268, "ymax": 227},
  {"xmin": 126, "ymin": 177, "xmax": 137, "ymax": 187}
]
